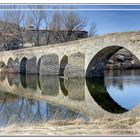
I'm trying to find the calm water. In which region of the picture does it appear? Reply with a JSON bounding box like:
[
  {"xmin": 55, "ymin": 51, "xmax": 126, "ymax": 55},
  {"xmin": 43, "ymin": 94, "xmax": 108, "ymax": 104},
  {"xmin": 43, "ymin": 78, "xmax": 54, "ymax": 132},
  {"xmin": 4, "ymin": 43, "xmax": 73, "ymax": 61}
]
[{"xmin": 0, "ymin": 70, "xmax": 140, "ymax": 127}]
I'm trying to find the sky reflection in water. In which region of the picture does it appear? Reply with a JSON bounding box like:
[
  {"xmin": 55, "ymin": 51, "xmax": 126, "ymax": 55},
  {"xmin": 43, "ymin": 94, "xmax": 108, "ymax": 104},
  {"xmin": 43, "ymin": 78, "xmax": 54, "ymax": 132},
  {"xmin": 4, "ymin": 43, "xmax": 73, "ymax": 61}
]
[
  {"xmin": 105, "ymin": 70, "xmax": 140, "ymax": 110},
  {"xmin": 0, "ymin": 70, "xmax": 140, "ymax": 127}
]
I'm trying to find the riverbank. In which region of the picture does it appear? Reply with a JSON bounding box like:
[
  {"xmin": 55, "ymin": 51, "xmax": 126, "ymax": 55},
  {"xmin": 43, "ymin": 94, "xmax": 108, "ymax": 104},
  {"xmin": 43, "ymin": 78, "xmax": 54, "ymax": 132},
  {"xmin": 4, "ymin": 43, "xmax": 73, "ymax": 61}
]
[{"xmin": 1, "ymin": 117, "xmax": 140, "ymax": 136}]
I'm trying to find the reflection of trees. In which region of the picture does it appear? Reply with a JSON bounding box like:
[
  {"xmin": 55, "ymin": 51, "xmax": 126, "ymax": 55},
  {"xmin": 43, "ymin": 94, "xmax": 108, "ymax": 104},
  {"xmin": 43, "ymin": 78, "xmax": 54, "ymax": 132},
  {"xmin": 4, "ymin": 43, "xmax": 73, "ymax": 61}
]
[
  {"xmin": 110, "ymin": 78, "xmax": 124, "ymax": 91},
  {"xmin": 0, "ymin": 91, "xmax": 88, "ymax": 127},
  {"xmin": 105, "ymin": 70, "xmax": 124, "ymax": 90},
  {"xmin": 105, "ymin": 70, "xmax": 140, "ymax": 91},
  {"xmin": 0, "ymin": 74, "xmax": 91, "ymax": 127},
  {"xmin": 117, "ymin": 82, "xmax": 124, "ymax": 90}
]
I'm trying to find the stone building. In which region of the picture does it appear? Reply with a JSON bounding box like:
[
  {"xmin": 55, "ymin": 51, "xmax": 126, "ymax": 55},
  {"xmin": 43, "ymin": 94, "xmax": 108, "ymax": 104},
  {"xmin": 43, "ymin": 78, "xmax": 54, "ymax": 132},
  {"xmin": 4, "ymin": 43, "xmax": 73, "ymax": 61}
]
[
  {"xmin": 24, "ymin": 26, "xmax": 88, "ymax": 47},
  {"xmin": 0, "ymin": 22, "xmax": 88, "ymax": 49}
]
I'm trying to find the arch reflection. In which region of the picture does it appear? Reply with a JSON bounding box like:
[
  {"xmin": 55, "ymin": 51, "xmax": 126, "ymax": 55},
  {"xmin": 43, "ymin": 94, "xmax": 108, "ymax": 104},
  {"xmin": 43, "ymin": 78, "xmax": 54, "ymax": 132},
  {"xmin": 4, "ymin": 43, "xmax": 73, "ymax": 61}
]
[
  {"xmin": 86, "ymin": 77, "xmax": 128, "ymax": 114},
  {"xmin": 3, "ymin": 72, "xmax": 140, "ymax": 116}
]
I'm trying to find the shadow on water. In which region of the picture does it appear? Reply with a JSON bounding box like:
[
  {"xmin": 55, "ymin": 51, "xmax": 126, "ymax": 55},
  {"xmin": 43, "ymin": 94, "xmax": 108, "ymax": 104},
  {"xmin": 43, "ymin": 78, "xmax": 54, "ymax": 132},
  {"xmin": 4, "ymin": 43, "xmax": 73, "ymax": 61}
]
[
  {"xmin": 59, "ymin": 78, "xmax": 68, "ymax": 96},
  {"xmin": 20, "ymin": 74, "xmax": 27, "ymax": 88}
]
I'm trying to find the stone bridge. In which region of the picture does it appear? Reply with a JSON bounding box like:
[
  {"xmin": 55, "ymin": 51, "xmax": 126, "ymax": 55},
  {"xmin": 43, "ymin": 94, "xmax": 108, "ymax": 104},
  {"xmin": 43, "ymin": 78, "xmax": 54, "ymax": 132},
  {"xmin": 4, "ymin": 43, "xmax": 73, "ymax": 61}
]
[{"xmin": 1, "ymin": 31, "xmax": 140, "ymax": 77}]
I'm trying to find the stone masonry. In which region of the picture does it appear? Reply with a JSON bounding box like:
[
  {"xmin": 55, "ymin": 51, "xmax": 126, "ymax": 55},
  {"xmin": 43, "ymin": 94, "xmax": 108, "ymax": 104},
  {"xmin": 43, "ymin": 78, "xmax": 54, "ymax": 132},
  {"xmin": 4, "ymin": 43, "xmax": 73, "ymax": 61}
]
[{"xmin": 0, "ymin": 31, "xmax": 140, "ymax": 77}]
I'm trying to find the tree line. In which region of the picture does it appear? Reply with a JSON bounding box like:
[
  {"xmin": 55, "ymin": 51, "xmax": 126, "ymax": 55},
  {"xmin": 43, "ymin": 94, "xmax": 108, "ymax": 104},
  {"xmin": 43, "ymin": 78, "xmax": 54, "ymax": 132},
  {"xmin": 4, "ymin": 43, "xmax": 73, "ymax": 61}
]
[{"xmin": 0, "ymin": 5, "xmax": 97, "ymax": 50}]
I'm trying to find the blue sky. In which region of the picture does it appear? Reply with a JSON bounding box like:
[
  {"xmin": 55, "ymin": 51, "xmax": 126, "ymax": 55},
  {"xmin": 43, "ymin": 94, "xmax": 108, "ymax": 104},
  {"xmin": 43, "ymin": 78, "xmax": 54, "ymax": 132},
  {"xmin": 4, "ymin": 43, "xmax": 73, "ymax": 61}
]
[
  {"xmin": 74, "ymin": 5, "xmax": 140, "ymax": 35},
  {"xmin": 80, "ymin": 10, "xmax": 140, "ymax": 35},
  {"xmin": 1, "ymin": 4, "xmax": 140, "ymax": 35}
]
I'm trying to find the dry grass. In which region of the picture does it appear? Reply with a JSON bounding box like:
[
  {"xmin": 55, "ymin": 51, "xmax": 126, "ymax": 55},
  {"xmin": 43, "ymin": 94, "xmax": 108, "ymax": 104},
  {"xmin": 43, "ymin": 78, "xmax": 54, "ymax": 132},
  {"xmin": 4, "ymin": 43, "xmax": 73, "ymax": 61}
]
[{"xmin": 1, "ymin": 116, "xmax": 140, "ymax": 136}]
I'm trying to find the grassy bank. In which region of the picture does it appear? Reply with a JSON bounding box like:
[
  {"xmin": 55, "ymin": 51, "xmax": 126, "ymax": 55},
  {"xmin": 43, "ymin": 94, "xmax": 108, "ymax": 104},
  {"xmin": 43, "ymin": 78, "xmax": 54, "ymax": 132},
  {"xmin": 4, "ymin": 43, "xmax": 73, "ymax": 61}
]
[{"xmin": 0, "ymin": 117, "xmax": 140, "ymax": 136}]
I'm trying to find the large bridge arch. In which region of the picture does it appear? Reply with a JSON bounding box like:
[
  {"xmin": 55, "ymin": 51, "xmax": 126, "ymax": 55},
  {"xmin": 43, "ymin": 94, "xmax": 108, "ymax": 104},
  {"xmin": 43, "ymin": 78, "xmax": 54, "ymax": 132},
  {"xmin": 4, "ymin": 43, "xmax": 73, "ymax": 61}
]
[{"xmin": 86, "ymin": 45, "xmax": 140, "ymax": 77}]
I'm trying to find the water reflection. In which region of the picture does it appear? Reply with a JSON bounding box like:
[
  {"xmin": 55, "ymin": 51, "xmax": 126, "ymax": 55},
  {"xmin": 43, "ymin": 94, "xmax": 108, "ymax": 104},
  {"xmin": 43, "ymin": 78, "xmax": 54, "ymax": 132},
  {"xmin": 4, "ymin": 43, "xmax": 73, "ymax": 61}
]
[
  {"xmin": 26, "ymin": 74, "xmax": 38, "ymax": 90},
  {"xmin": 86, "ymin": 77, "xmax": 128, "ymax": 113},
  {"xmin": 105, "ymin": 70, "xmax": 140, "ymax": 110},
  {"xmin": 40, "ymin": 76, "xmax": 59, "ymax": 96},
  {"xmin": 60, "ymin": 78, "xmax": 68, "ymax": 96},
  {"xmin": 0, "ymin": 94, "xmax": 88, "ymax": 128},
  {"xmin": 64, "ymin": 78, "xmax": 85, "ymax": 101},
  {"xmin": 0, "ymin": 70, "xmax": 140, "ymax": 127}
]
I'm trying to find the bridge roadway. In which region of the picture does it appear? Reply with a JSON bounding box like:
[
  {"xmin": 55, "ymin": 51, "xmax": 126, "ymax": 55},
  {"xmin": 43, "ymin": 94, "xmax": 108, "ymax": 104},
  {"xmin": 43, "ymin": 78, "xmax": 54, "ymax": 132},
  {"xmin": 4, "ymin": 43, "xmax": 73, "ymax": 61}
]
[{"xmin": 0, "ymin": 31, "xmax": 140, "ymax": 77}]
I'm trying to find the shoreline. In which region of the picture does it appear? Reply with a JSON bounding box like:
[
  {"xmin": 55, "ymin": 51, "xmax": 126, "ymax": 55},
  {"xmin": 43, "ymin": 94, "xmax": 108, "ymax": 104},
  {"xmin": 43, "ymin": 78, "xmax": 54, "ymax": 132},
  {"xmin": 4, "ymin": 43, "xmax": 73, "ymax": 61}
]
[{"xmin": 0, "ymin": 117, "xmax": 140, "ymax": 136}]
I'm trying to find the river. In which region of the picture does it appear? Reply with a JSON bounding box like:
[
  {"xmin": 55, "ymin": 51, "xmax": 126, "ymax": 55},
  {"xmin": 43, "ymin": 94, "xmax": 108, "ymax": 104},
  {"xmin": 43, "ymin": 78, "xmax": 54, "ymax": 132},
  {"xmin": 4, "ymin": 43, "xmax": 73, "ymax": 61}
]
[{"xmin": 0, "ymin": 70, "xmax": 140, "ymax": 128}]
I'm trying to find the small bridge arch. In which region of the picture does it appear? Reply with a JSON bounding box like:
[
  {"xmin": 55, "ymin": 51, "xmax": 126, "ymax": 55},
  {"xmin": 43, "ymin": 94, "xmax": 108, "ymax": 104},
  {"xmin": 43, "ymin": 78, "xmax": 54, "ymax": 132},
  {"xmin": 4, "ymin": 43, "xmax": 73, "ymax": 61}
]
[{"xmin": 20, "ymin": 57, "xmax": 28, "ymax": 74}]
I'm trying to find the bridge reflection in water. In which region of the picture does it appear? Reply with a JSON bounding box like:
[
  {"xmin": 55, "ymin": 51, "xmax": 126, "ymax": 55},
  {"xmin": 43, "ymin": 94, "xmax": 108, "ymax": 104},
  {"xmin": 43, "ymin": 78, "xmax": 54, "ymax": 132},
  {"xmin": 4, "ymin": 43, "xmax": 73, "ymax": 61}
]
[{"xmin": 1, "ymin": 71, "xmax": 140, "ymax": 127}]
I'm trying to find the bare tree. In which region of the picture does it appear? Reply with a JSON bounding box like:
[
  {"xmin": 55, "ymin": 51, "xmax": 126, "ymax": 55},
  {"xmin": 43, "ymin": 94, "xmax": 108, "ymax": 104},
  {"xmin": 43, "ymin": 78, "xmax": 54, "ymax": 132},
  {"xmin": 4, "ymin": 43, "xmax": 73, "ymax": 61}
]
[
  {"xmin": 42, "ymin": 7, "xmax": 53, "ymax": 45},
  {"xmin": 0, "ymin": 6, "xmax": 26, "ymax": 50},
  {"xmin": 42, "ymin": 9, "xmax": 64, "ymax": 45},
  {"xmin": 88, "ymin": 22, "xmax": 97, "ymax": 37},
  {"xmin": 25, "ymin": 15, "xmax": 35, "ymax": 47},
  {"xmin": 29, "ymin": 5, "xmax": 44, "ymax": 46},
  {"xmin": 0, "ymin": 6, "xmax": 97, "ymax": 50},
  {"xmin": 55, "ymin": 10, "xmax": 87, "ymax": 43},
  {"xmin": 0, "ymin": 11, "xmax": 15, "ymax": 50},
  {"xmin": 8, "ymin": 6, "xmax": 25, "ymax": 46}
]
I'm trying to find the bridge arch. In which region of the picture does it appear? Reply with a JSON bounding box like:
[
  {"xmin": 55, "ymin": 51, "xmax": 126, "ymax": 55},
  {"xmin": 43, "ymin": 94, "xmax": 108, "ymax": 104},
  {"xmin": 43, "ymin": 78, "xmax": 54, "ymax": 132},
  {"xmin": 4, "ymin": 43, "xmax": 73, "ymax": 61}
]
[
  {"xmin": 37, "ymin": 57, "xmax": 41, "ymax": 74},
  {"xmin": 86, "ymin": 46, "xmax": 140, "ymax": 77},
  {"xmin": 7, "ymin": 57, "xmax": 14, "ymax": 67},
  {"xmin": 7, "ymin": 57, "xmax": 20, "ymax": 73},
  {"xmin": 59, "ymin": 55, "xmax": 68, "ymax": 76},
  {"xmin": 20, "ymin": 57, "xmax": 27, "ymax": 74}
]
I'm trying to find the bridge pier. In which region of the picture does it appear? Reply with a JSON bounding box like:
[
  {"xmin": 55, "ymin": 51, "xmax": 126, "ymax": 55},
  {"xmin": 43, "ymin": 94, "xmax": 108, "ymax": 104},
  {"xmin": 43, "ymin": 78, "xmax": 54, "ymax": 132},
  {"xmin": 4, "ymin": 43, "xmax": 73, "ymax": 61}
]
[
  {"xmin": 64, "ymin": 52, "xmax": 85, "ymax": 78},
  {"xmin": 26, "ymin": 57, "xmax": 38, "ymax": 74},
  {"xmin": 40, "ymin": 54, "xmax": 59, "ymax": 75}
]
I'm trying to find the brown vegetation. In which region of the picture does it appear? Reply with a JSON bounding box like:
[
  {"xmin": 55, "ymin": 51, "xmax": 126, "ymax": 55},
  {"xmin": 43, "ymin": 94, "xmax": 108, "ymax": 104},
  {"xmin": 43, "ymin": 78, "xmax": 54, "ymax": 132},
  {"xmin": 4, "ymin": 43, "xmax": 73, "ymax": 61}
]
[{"xmin": 0, "ymin": 117, "xmax": 140, "ymax": 136}]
